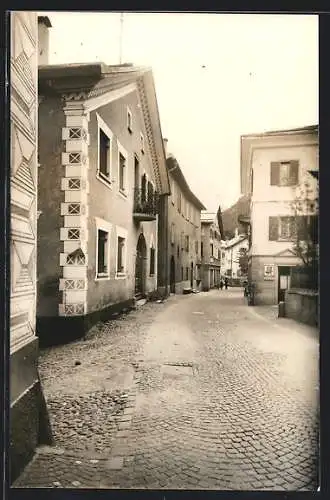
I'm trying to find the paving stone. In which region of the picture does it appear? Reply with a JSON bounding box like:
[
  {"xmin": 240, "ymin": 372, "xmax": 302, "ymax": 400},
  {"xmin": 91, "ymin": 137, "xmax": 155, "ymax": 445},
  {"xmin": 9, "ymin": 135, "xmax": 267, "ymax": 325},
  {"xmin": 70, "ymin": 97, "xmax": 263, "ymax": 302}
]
[{"xmin": 14, "ymin": 290, "xmax": 319, "ymax": 491}]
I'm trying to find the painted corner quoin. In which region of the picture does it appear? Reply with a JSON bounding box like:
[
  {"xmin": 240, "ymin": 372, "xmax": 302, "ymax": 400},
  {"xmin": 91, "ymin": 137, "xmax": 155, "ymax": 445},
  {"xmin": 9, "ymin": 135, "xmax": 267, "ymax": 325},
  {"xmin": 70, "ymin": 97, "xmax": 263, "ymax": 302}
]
[{"xmin": 59, "ymin": 102, "xmax": 90, "ymax": 317}]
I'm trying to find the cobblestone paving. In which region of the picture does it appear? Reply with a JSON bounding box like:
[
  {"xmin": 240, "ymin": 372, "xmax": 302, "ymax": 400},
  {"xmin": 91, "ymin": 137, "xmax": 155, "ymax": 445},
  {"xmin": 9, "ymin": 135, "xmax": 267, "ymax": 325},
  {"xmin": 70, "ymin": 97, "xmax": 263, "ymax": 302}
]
[{"xmin": 13, "ymin": 289, "xmax": 319, "ymax": 490}]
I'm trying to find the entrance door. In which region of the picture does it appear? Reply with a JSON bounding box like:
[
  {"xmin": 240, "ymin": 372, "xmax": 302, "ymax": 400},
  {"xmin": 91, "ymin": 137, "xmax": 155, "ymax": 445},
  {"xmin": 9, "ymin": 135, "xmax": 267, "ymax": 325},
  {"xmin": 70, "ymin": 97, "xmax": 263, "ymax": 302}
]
[
  {"xmin": 135, "ymin": 234, "xmax": 147, "ymax": 296},
  {"xmin": 170, "ymin": 256, "xmax": 175, "ymax": 293},
  {"xmin": 278, "ymin": 266, "xmax": 291, "ymax": 303},
  {"xmin": 190, "ymin": 262, "xmax": 194, "ymax": 288}
]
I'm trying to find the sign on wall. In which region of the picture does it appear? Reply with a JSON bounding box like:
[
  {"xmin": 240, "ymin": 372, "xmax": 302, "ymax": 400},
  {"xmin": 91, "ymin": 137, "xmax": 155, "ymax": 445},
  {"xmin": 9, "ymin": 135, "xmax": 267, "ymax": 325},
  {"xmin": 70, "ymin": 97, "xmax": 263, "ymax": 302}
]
[{"xmin": 264, "ymin": 264, "xmax": 275, "ymax": 280}]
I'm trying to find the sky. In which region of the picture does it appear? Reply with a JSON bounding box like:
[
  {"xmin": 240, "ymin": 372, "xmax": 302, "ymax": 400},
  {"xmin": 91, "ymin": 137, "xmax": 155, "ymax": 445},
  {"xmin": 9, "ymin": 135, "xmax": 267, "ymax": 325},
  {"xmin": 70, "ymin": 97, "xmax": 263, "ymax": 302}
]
[{"xmin": 42, "ymin": 12, "xmax": 318, "ymax": 211}]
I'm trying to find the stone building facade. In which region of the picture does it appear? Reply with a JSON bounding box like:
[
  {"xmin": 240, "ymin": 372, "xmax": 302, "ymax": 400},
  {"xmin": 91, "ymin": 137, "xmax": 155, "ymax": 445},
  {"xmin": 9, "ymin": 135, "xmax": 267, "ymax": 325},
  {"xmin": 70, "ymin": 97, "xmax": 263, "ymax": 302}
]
[
  {"xmin": 10, "ymin": 11, "xmax": 40, "ymax": 482},
  {"xmin": 240, "ymin": 125, "xmax": 318, "ymax": 305},
  {"xmin": 165, "ymin": 153, "xmax": 206, "ymax": 294},
  {"xmin": 200, "ymin": 213, "xmax": 222, "ymax": 291},
  {"xmin": 37, "ymin": 59, "xmax": 169, "ymax": 345}
]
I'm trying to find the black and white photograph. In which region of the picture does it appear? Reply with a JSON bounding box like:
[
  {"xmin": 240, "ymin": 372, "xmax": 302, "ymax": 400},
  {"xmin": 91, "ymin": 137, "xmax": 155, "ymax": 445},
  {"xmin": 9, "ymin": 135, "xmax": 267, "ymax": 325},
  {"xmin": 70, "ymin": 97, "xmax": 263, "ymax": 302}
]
[{"xmin": 9, "ymin": 11, "xmax": 319, "ymax": 490}]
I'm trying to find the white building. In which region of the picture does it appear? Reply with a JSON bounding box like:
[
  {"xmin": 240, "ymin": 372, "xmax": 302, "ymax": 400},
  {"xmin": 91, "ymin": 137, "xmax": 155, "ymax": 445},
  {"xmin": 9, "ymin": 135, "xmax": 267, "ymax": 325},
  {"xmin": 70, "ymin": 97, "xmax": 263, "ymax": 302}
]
[
  {"xmin": 220, "ymin": 229, "xmax": 249, "ymax": 280},
  {"xmin": 240, "ymin": 125, "xmax": 318, "ymax": 304}
]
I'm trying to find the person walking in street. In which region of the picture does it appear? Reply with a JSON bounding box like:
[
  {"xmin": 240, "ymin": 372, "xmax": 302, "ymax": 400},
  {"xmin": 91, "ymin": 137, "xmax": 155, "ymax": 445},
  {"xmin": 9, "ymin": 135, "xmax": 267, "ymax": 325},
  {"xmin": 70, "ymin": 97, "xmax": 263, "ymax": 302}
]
[
  {"xmin": 224, "ymin": 277, "xmax": 229, "ymax": 290},
  {"xmin": 219, "ymin": 279, "xmax": 224, "ymax": 290}
]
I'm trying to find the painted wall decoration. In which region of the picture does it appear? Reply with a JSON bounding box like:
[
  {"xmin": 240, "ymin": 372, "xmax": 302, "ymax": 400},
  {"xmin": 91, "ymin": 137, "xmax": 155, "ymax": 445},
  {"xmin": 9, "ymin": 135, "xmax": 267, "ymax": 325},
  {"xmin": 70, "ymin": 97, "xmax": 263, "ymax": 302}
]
[{"xmin": 10, "ymin": 12, "xmax": 38, "ymax": 350}]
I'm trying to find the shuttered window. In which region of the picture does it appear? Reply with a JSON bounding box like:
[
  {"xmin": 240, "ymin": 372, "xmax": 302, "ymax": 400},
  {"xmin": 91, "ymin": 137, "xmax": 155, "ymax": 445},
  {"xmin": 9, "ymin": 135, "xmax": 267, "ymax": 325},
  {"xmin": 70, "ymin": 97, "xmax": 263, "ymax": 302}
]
[
  {"xmin": 269, "ymin": 216, "xmax": 297, "ymax": 241},
  {"xmin": 296, "ymin": 215, "xmax": 318, "ymax": 243},
  {"xmin": 270, "ymin": 160, "xmax": 299, "ymax": 186}
]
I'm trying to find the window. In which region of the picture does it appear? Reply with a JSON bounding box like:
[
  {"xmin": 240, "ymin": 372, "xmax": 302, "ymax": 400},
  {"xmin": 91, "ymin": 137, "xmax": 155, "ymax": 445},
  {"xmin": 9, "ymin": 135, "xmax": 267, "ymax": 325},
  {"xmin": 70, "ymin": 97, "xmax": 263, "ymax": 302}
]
[
  {"xmin": 269, "ymin": 216, "xmax": 297, "ymax": 241},
  {"xmin": 134, "ymin": 156, "xmax": 140, "ymax": 189},
  {"xmin": 185, "ymin": 235, "xmax": 189, "ymax": 252},
  {"xmin": 150, "ymin": 247, "xmax": 155, "ymax": 276},
  {"xmin": 141, "ymin": 173, "xmax": 147, "ymax": 202},
  {"xmin": 119, "ymin": 153, "xmax": 126, "ymax": 192},
  {"xmin": 181, "ymin": 266, "xmax": 184, "ymax": 281},
  {"xmin": 177, "ymin": 192, "xmax": 182, "ymax": 213},
  {"xmin": 118, "ymin": 143, "xmax": 128, "ymax": 194},
  {"xmin": 181, "ymin": 232, "xmax": 184, "ymax": 249},
  {"xmin": 97, "ymin": 230, "xmax": 109, "ymax": 277},
  {"xmin": 210, "ymin": 243, "xmax": 214, "ymax": 256},
  {"xmin": 99, "ymin": 128, "xmax": 111, "ymax": 179},
  {"xmin": 115, "ymin": 226, "xmax": 128, "ymax": 277},
  {"xmin": 270, "ymin": 160, "xmax": 299, "ymax": 187},
  {"xmin": 117, "ymin": 236, "xmax": 125, "ymax": 273},
  {"xmin": 177, "ymin": 245, "xmax": 180, "ymax": 257},
  {"xmin": 97, "ymin": 114, "xmax": 113, "ymax": 184},
  {"xmin": 186, "ymin": 267, "xmax": 189, "ymax": 280},
  {"xmin": 170, "ymin": 223, "xmax": 175, "ymax": 245},
  {"xmin": 127, "ymin": 107, "xmax": 133, "ymax": 133},
  {"xmin": 218, "ymin": 249, "xmax": 221, "ymax": 260},
  {"xmin": 201, "ymin": 242, "xmax": 204, "ymax": 258},
  {"xmin": 140, "ymin": 132, "xmax": 145, "ymax": 154},
  {"xmin": 171, "ymin": 180, "xmax": 175, "ymax": 205},
  {"xmin": 222, "ymin": 252, "xmax": 225, "ymax": 259},
  {"xmin": 195, "ymin": 241, "xmax": 198, "ymax": 254}
]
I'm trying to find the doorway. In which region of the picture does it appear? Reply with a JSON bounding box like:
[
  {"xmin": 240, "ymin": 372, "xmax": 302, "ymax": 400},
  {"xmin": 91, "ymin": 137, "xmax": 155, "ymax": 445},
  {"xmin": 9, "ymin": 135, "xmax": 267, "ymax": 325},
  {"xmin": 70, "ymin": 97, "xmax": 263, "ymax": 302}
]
[
  {"xmin": 170, "ymin": 256, "xmax": 176, "ymax": 293},
  {"xmin": 135, "ymin": 233, "xmax": 147, "ymax": 296},
  {"xmin": 278, "ymin": 266, "xmax": 292, "ymax": 303},
  {"xmin": 190, "ymin": 262, "xmax": 194, "ymax": 288}
]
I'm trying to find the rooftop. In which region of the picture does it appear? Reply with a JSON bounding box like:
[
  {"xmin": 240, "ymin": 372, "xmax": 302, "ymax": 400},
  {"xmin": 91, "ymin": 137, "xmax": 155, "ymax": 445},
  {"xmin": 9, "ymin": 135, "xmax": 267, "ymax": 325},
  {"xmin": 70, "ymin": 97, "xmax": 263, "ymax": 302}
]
[
  {"xmin": 241, "ymin": 124, "xmax": 318, "ymax": 140},
  {"xmin": 167, "ymin": 155, "xmax": 206, "ymax": 211}
]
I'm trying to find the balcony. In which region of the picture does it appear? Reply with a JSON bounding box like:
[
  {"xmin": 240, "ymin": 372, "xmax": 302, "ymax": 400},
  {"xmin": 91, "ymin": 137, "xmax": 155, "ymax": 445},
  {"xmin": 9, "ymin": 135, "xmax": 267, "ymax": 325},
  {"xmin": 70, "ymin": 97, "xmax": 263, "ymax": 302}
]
[{"xmin": 133, "ymin": 187, "xmax": 158, "ymax": 222}]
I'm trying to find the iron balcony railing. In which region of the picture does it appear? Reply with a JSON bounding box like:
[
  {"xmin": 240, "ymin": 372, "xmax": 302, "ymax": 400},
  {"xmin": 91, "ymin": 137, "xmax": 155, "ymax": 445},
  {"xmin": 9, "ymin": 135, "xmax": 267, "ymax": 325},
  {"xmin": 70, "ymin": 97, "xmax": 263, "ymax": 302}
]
[{"xmin": 133, "ymin": 187, "xmax": 159, "ymax": 218}]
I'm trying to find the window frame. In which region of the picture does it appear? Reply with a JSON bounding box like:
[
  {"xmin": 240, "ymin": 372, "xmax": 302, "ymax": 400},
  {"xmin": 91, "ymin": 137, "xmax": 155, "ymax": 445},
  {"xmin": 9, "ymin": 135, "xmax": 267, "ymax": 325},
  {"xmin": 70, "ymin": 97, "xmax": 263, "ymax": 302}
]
[
  {"xmin": 115, "ymin": 226, "xmax": 128, "ymax": 279},
  {"xmin": 96, "ymin": 113, "xmax": 113, "ymax": 188},
  {"xmin": 95, "ymin": 217, "xmax": 112, "ymax": 280},
  {"xmin": 127, "ymin": 106, "xmax": 133, "ymax": 134},
  {"xmin": 140, "ymin": 132, "xmax": 145, "ymax": 154},
  {"xmin": 117, "ymin": 141, "xmax": 128, "ymax": 197},
  {"xmin": 270, "ymin": 160, "xmax": 299, "ymax": 187}
]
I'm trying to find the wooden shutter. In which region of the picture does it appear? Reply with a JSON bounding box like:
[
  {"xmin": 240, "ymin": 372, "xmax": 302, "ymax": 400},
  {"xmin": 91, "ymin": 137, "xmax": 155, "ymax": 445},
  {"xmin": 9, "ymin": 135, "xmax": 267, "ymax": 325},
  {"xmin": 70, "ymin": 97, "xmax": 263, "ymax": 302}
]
[
  {"xmin": 289, "ymin": 160, "xmax": 299, "ymax": 185},
  {"xmin": 269, "ymin": 216, "xmax": 279, "ymax": 241},
  {"xmin": 296, "ymin": 216, "xmax": 307, "ymax": 241},
  {"xmin": 270, "ymin": 162, "xmax": 280, "ymax": 186}
]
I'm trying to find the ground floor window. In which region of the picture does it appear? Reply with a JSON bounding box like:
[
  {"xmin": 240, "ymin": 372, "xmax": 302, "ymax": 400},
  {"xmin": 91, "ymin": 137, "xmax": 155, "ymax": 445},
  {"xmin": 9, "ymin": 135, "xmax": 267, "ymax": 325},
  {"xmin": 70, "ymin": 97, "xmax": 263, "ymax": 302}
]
[
  {"xmin": 97, "ymin": 229, "xmax": 109, "ymax": 277},
  {"xmin": 117, "ymin": 236, "xmax": 126, "ymax": 273}
]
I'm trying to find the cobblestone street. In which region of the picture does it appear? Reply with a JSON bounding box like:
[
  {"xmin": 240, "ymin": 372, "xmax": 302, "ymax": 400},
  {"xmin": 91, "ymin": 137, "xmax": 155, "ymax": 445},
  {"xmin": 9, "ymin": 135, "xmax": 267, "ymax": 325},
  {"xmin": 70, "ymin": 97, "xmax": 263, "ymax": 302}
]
[{"xmin": 13, "ymin": 289, "xmax": 319, "ymax": 491}]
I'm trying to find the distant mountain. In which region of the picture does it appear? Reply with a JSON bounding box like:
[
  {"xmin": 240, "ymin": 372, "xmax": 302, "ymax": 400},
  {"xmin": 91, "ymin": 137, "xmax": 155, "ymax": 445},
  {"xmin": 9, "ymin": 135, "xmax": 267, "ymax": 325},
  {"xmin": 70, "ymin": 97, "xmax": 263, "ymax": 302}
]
[{"xmin": 221, "ymin": 195, "xmax": 250, "ymax": 240}]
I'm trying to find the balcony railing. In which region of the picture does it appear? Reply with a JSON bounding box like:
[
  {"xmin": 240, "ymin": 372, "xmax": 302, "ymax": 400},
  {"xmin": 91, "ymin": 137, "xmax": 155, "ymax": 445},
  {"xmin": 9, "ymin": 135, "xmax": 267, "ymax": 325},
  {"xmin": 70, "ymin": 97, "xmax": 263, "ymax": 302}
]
[{"xmin": 133, "ymin": 187, "xmax": 159, "ymax": 221}]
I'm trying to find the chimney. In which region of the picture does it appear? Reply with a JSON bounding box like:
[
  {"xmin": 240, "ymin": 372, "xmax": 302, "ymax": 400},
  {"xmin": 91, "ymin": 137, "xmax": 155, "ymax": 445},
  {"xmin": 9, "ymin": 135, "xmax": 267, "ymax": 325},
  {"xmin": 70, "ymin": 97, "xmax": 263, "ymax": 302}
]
[
  {"xmin": 163, "ymin": 138, "xmax": 168, "ymax": 158},
  {"xmin": 38, "ymin": 16, "xmax": 52, "ymax": 65}
]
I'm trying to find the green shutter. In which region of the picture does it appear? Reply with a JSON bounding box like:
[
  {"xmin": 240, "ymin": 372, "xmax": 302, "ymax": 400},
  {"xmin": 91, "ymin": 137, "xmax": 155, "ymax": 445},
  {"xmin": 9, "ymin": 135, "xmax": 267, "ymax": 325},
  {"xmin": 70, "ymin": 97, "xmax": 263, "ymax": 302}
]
[
  {"xmin": 270, "ymin": 162, "xmax": 280, "ymax": 186},
  {"xmin": 269, "ymin": 216, "xmax": 279, "ymax": 241},
  {"xmin": 289, "ymin": 160, "xmax": 299, "ymax": 185}
]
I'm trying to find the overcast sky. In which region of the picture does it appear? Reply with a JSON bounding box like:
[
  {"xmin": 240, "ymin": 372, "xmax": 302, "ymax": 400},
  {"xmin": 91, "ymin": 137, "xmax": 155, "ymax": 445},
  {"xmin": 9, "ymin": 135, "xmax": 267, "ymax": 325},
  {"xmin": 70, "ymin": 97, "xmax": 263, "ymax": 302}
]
[{"xmin": 42, "ymin": 12, "xmax": 318, "ymax": 211}]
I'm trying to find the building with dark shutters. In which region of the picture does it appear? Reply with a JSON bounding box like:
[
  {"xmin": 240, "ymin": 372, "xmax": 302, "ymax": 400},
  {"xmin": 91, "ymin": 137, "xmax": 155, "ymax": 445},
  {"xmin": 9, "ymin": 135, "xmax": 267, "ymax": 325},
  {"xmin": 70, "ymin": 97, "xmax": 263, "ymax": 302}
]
[
  {"xmin": 164, "ymin": 151, "xmax": 206, "ymax": 294},
  {"xmin": 240, "ymin": 125, "xmax": 318, "ymax": 305}
]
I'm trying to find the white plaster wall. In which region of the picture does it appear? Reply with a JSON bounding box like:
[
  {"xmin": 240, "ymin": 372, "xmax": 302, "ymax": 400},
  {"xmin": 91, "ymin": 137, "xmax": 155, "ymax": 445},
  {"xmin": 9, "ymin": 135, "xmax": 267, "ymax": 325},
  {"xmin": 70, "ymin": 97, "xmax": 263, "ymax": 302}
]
[{"xmin": 251, "ymin": 142, "xmax": 318, "ymax": 257}]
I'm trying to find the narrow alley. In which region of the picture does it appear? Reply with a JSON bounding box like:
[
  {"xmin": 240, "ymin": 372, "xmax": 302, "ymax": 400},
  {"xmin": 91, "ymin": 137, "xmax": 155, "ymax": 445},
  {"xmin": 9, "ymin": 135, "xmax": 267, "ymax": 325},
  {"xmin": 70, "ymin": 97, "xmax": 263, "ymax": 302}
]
[{"xmin": 14, "ymin": 289, "xmax": 319, "ymax": 491}]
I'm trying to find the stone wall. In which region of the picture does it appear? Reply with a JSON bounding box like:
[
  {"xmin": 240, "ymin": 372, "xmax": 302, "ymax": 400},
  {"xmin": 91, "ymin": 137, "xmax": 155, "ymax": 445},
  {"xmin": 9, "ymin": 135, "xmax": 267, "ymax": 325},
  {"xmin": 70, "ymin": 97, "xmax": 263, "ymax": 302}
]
[{"xmin": 284, "ymin": 289, "xmax": 318, "ymax": 326}]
